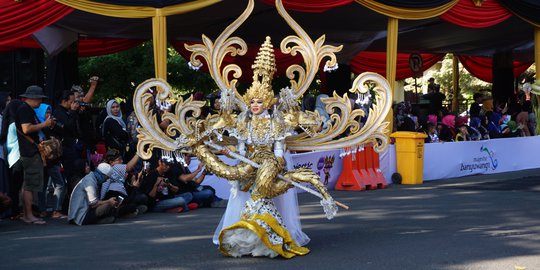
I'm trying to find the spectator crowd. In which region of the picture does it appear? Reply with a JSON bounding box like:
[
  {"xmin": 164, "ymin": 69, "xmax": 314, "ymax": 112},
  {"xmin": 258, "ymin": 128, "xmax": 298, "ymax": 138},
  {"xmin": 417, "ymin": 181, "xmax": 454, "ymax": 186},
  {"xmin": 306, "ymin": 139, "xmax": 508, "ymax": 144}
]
[
  {"xmin": 0, "ymin": 79, "xmax": 226, "ymax": 225},
  {"xmin": 395, "ymin": 78, "xmax": 536, "ymax": 143}
]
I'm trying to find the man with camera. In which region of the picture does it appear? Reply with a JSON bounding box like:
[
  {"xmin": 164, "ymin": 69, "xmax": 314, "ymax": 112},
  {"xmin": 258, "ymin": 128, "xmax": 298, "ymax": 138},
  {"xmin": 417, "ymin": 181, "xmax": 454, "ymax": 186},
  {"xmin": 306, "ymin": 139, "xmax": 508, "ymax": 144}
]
[
  {"xmin": 71, "ymin": 77, "xmax": 99, "ymax": 162},
  {"xmin": 15, "ymin": 86, "xmax": 56, "ymax": 224},
  {"xmin": 53, "ymin": 90, "xmax": 81, "ymax": 185},
  {"xmin": 140, "ymin": 158, "xmax": 193, "ymax": 212}
]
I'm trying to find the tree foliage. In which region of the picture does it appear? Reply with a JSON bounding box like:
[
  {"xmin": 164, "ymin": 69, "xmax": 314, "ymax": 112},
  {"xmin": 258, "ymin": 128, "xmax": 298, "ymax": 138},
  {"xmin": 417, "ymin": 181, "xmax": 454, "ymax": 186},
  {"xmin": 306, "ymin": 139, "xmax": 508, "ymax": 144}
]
[
  {"xmin": 78, "ymin": 42, "xmax": 217, "ymax": 104},
  {"xmin": 403, "ymin": 54, "xmax": 492, "ymax": 100}
]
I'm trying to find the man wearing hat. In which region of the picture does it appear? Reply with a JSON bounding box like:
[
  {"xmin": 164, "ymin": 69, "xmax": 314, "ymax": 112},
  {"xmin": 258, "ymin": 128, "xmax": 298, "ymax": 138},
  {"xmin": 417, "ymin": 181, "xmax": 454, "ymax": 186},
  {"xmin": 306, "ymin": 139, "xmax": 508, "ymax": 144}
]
[
  {"xmin": 68, "ymin": 163, "xmax": 119, "ymax": 225},
  {"xmin": 15, "ymin": 85, "xmax": 56, "ymax": 224}
]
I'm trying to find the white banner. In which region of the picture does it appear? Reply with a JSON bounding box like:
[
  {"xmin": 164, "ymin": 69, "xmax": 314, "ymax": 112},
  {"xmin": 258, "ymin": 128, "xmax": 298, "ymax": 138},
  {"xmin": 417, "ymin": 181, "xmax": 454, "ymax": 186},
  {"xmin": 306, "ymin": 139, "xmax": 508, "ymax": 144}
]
[{"xmin": 423, "ymin": 136, "xmax": 540, "ymax": 180}]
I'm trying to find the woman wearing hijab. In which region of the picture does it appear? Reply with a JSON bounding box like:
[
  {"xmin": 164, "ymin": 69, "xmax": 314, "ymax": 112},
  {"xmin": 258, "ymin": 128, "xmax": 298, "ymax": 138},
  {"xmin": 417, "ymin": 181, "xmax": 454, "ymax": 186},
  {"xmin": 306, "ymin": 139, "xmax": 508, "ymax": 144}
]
[
  {"xmin": 439, "ymin": 114, "xmax": 456, "ymax": 142},
  {"xmin": 102, "ymin": 100, "xmax": 129, "ymax": 159},
  {"xmin": 34, "ymin": 103, "xmax": 67, "ymax": 219}
]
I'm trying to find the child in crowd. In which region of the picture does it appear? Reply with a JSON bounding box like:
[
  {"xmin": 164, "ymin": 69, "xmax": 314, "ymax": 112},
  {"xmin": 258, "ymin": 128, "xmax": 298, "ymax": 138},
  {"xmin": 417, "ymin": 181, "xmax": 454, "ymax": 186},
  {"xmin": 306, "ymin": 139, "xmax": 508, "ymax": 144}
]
[
  {"xmin": 455, "ymin": 125, "xmax": 471, "ymax": 141},
  {"xmin": 425, "ymin": 123, "xmax": 439, "ymax": 143}
]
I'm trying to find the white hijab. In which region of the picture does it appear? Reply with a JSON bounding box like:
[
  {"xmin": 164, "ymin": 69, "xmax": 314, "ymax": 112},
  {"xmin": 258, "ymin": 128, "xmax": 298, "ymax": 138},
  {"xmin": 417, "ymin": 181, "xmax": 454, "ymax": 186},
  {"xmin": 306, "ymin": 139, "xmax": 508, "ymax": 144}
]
[{"xmin": 104, "ymin": 99, "xmax": 126, "ymax": 130}]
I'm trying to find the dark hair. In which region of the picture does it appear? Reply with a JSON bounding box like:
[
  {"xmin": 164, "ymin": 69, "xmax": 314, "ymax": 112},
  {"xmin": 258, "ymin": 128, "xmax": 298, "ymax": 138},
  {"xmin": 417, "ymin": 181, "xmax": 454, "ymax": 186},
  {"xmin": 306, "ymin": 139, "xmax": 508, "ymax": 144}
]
[
  {"xmin": 302, "ymin": 94, "xmax": 316, "ymax": 111},
  {"xmin": 0, "ymin": 91, "xmax": 11, "ymax": 113},
  {"xmin": 60, "ymin": 90, "xmax": 75, "ymax": 102},
  {"xmin": 473, "ymin": 93, "xmax": 482, "ymax": 101},
  {"xmin": 104, "ymin": 149, "xmax": 121, "ymax": 163}
]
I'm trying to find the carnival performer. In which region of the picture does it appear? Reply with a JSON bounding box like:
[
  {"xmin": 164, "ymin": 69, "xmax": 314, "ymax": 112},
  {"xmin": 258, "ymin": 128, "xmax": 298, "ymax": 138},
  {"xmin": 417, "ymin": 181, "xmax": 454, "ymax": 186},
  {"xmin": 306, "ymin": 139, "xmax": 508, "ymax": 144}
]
[{"xmin": 192, "ymin": 37, "xmax": 335, "ymax": 258}]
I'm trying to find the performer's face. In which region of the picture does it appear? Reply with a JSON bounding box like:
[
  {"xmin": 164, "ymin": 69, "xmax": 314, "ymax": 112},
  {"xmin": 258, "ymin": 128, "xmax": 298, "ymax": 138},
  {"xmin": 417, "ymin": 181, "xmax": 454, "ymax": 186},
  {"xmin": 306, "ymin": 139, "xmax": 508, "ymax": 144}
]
[{"xmin": 250, "ymin": 98, "xmax": 264, "ymax": 115}]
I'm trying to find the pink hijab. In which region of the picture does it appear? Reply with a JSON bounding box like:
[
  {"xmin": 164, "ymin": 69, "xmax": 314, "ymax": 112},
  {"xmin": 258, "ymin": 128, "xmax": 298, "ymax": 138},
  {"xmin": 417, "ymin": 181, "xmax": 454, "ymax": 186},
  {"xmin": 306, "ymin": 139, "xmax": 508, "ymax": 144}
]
[
  {"xmin": 442, "ymin": 115, "xmax": 456, "ymax": 128},
  {"xmin": 428, "ymin": 114, "xmax": 437, "ymax": 126}
]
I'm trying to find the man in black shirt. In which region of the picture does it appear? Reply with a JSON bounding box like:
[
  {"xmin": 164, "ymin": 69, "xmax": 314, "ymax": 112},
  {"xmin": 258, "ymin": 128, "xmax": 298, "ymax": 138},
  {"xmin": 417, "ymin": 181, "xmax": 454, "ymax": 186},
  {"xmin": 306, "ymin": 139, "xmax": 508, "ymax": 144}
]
[
  {"xmin": 469, "ymin": 93, "xmax": 483, "ymax": 119},
  {"xmin": 140, "ymin": 158, "xmax": 193, "ymax": 212},
  {"xmin": 423, "ymin": 78, "xmax": 446, "ymax": 115},
  {"xmin": 16, "ymin": 86, "xmax": 55, "ymax": 224},
  {"xmin": 53, "ymin": 90, "xmax": 80, "ymax": 182}
]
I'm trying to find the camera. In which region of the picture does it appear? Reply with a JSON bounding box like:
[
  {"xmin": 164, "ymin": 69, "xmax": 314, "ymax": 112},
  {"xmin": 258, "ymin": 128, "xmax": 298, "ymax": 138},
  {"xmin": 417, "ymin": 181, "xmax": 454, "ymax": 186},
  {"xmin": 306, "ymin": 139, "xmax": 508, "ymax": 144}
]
[
  {"xmin": 78, "ymin": 102, "xmax": 91, "ymax": 107},
  {"xmin": 163, "ymin": 178, "xmax": 169, "ymax": 184}
]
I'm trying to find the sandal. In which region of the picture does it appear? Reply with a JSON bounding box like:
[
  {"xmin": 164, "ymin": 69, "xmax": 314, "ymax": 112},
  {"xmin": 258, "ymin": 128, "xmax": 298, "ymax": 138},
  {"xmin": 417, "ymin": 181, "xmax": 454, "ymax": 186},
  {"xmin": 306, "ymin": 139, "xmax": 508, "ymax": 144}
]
[
  {"xmin": 51, "ymin": 211, "xmax": 67, "ymax": 219},
  {"xmin": 21, "ymin": 217, "xmax": 47, "ymax": 225},
  {"xmin": 10, "ymin": 213, "xmax": 23, "ymax": 221}
]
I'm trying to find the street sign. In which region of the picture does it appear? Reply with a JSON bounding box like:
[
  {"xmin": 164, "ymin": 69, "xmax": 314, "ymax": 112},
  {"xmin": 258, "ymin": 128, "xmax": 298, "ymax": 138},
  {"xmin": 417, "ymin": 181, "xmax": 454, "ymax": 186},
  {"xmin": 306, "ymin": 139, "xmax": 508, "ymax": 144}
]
[{"xmin": 409, "ymin": 53, "xmax": 423, "ymax": 77}]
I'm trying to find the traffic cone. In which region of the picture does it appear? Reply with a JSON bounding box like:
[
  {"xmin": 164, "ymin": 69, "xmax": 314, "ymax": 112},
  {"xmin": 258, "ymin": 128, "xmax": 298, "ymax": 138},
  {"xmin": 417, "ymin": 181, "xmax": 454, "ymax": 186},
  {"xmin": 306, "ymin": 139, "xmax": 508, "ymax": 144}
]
[
  {"xmin": 335, "ymin": 148, "xmax": 365, "ymax": 191},
  {"xmin": 356, "ymin": 147, "xmax": 378, "ymax": 190},
  {"xmin": 365, "ymin": 144, "xmax": 387, "ymax": 189}
]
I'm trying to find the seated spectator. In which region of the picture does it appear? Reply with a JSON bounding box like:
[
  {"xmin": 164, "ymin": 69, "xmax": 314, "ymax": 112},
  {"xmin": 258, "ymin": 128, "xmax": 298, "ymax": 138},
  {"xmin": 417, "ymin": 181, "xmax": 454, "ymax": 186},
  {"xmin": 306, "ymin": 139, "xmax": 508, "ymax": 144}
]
[
  {"xmin": 469, "ymin": 118, "xmax": 487, "ymax": 140},
  {"xmin": 68, "ymin": 163, "xmax": 118, "ymax": 225},
  {"xmin": 100, "ymin": 164, "xmax": 145, "ymax": 218},
  {"xmin": 395, "ymin": 102, "xmax": 416, "ymax": 131},
  {"xmin": 502, "ymin": 120, "xmax": 520, "ymax": 138},
  {"xmin": 499, "ymin": 114, "xmax": 511, "ymax": 132},
  {"xmin": 516, "ymin": 104, "xmax": 531, "ymax": 137},
  {"xmin": 315, "ymin": 94, "xmax": 331, "ymax": 129},
  {"xmin": 425, "ymin": 123, "xmax": 439, "ymax": 143},
  {"xmin": 140, "ymin": 158, "xmax": 193, "ymax": 213},
  {"xmin": 482, "ymin": 113, "xmax": 500, "ymax": 139},
  {"xmin": 176, "ymin": 155, "xmax": 226, "ymax": 208},
  {"xmin": 455, "ymin": 124, "xmax": 471, "ymax": 141},
  {"xmin": 439, "ymin": 114, "xmax": 456, "ymax": 142}
]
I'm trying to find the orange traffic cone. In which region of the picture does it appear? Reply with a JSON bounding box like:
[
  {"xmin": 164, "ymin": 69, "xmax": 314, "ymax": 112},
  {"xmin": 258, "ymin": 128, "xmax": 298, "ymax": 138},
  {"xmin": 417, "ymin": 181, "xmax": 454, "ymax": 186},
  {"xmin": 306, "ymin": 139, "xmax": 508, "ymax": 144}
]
[
  {"xmin": 335, "ymin": 147, "xmax": 365, "ymax": 191},
  {"xmin": 365, "ymin": 144, "xmax": 387, "ymax": 189},
  {"xmin": 356, "ymin": 147, "xmax": 378, "ymax": 190}
]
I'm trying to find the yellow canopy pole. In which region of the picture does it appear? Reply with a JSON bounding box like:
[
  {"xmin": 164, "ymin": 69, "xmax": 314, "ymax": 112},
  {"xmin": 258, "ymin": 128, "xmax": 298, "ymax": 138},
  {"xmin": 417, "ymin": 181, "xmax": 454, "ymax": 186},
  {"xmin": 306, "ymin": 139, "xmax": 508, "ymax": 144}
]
[
  {"xmin": 152, "ymin": 11, "xmax": 167, "ymax": 80},
  {"xmin": 452, "ymin": 54, "xmax": 459, "ymax": 112},
  {"xmin": 535, "ymin": 28, "xmax": 540, "ymax": 76},
  {"xmin": 385, "ymin": 17, "xmax": 398, "ymax": 134},
  {"xmin": 533, "ymin": 28, "xmax": 540, "ymax": 135}
]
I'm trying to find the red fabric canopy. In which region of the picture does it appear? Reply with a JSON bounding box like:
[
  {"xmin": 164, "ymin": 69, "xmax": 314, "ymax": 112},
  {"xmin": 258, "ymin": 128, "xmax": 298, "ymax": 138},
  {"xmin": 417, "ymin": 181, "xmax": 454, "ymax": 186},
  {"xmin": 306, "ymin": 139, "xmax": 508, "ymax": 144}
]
[
  {"xmin": 0, "ymin": 0, "xmax": 73, "ymax": 46},
  {"xmin": 171, "ymin": 41, "xmax": 303, "ymax": 83},
  {"xmin": 350, "ymin": 52, "xmax": 445, "ymax": 80},
  {"xmin": 0, "ymin": 36, "xmax": 145, "ymax": 57},
  {"xmin": 458, "ymin": 55, "xmax": 532, "ymax": 83},
  {"xmin": 440, "ymin": 0, "xmax": 512, "ymax": 28},
  {"xmin": 260, "ymin": 0, "xmax": 353, "ymax": 12},
  {"xmin": 0, "ymin": 36, "xmax": 41, "ymax": 54},
  {"xmin": 78, "ymin": 38, "xmax": 145, "ymax": 57}
]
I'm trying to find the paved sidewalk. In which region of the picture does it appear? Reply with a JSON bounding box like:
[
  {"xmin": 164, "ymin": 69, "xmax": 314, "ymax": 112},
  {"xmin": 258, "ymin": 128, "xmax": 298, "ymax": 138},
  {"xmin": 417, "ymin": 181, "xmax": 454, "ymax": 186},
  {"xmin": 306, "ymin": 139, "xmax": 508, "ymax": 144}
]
[{"xmin": 1, "ymin": 169, "xmax": 540, "ymax": 270}]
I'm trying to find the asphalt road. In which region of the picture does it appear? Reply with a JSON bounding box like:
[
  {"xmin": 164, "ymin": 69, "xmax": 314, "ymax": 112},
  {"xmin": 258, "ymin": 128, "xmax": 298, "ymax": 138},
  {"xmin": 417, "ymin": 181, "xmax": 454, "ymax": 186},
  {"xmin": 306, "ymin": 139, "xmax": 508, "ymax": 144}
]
[{"xmin": 1, "ymin": 169, "xmax": 540, "ymax": 270}]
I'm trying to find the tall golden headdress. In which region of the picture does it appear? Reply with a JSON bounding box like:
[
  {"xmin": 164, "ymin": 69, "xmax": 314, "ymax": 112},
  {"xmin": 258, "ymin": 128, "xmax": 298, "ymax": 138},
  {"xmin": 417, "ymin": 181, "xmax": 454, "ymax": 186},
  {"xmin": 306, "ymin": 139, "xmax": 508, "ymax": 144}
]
[{"xmin": 243, "ymin": 36, "xmax": 278, "ymax": 109}]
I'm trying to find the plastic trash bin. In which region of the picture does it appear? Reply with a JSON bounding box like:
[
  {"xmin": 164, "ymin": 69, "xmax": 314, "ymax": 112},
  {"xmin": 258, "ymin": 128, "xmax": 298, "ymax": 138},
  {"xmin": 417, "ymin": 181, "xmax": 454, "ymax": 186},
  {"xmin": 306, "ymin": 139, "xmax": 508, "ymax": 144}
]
[{"xmin": 390, "ymin": 132, "xmax": 427, "ymax": 185}]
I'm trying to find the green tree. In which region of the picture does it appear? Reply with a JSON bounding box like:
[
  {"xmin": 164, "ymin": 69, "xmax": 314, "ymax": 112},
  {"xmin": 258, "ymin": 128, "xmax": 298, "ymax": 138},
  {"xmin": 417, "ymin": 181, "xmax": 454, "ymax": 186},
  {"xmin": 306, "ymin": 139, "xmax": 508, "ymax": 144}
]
[{"xmin": 78, "ymin": 42, "xmax": 216, "ymax": 104}]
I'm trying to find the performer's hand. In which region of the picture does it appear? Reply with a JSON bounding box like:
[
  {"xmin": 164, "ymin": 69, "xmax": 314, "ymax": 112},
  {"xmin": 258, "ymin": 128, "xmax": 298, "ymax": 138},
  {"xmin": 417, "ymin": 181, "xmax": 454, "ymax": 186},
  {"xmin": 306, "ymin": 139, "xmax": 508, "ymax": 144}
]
[{"xmin": 196, "ymin": 163, "xmax": 204, "ymax": 172}]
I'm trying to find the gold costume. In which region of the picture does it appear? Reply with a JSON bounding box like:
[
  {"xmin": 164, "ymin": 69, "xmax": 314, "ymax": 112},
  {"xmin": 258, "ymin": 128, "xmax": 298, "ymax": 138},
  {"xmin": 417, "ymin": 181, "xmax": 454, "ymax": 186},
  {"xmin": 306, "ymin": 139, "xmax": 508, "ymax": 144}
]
[{"xmin": 132, "ymin": 0, "xmax": 392, "ymax": 260}]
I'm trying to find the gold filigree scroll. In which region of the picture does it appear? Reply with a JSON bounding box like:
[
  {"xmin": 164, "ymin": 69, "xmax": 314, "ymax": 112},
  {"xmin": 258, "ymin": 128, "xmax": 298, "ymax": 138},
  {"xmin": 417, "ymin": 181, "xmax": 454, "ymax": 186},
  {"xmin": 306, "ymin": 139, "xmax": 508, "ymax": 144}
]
[
  {"xmin": 276, "ymin": 0, "xmax": 342, "ymax": 99},
  {"xmin": 133, "ymin": 78, "xmax": 205, "ymax": 160},
  {"xmin": 184, "ymin": 0, "xmax": 253, "ymax": 112},
  {"xmin": 286, "ymin": 72, "xmax": 391, "ymax": 153}
]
